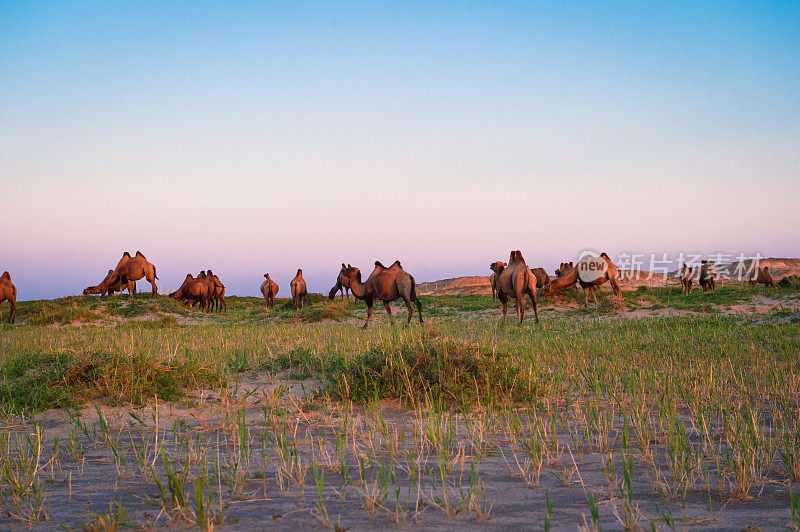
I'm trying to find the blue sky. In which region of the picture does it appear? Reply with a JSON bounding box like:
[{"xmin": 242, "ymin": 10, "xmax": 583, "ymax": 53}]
[{"xmin": 1, "ymin": 2, "xmax": 798, "ymax": 299}]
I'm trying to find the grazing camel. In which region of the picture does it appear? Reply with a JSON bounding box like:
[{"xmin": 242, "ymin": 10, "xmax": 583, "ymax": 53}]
[
  {"xmin": 494, "ymin": 250, "xmax": 540, "ymax": 325},
  {"xmin": 699, "ymin": 260, "xmax": 716, "ymax": 292},
  {"xmin": 328, "ymin": 263, "xmax": 352, "ymax": 301},
  {"xmin": 749, "ymin": 265, "xmax": 777, "ymax": 288},
  {"xmin": 83, "ymin": 270, "xmax": 130, "ymax": 296},
  {"xmin": 531, "ymin": 267, "xmax": 549, "ymax": 289},
  {"xmin": 290, "ymin": 269, "xmax": 308, "ymax": 309},
  {"xmin": 260, "ymin": 274, "xmax": 279, "ymax": 309},
  {"xmin": 170, "ymin": 273, "xmax": 211, "ymax": 311},
  {"xmin": 341, "ymin": 261, "xmax": 423, "ymax": 328},
  {"xmin": 207, "ymin": 269, "xmax": 227, "ymax": 312},
  {"xmin": 0, "ymin": 271, "xmax": 17, "ymax": 324},
  {"xmin": 114, "ymin": 251, "xmax": 159, "ymax": 294},
  {"xmin": 680, "ymin": 264, "xmax": 700, "ymax": 295},
  {"xmin": 489, "ymin": 261, "xmax": 506, "ymax": 300},
  {"xmin": 555, "ymin": 262, "xmax": 578, "ymax": 292},
  {"xmin": 543, "ymin": 253, "xmax": 622, "ymax": 307}
]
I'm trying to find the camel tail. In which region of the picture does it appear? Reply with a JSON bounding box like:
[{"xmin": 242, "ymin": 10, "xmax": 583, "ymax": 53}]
[{"xmin": 153, "ymin": 265, "xmax": 159, "ymax": 280}]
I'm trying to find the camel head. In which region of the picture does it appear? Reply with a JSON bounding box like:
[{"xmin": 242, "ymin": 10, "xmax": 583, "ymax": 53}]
[
  {"xmin": 83, "ymin": 286, "xmax": 101, "ymax": 295},
  {"xmin": 490, "ymin": 261, "xmax": 505, "ymax": 275},
  {"xmin": 342, "ymin": 265, "xmax": 361, "ymax": 283}
]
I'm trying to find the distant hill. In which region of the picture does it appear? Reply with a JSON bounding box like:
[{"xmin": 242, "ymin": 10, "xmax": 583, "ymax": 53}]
[{"xmin": 416, "ymin": 257, "xmax": 800, "ymax": 295}]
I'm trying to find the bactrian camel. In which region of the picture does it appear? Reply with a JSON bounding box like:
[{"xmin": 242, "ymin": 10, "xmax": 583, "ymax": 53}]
[
  {"xmin": 543, "ymin": 253, "xmax": 621, "ymax": 307},
  {"xmin": 493, "ymin": 250, "xmax": 540, "ymax": 325},
  {"xmin": 0, "ymin": 271, "xmax": 17, "ymax": 324},
  {"xmin": 260, "ymin": 273, "xmax": 279, "ymax": 309},
  {"xmin": 341, "ymin": 261, "xmax": 423, "ymax": 328}
]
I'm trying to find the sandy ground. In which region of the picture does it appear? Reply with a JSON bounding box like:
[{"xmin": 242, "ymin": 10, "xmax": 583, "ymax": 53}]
[{"xmin": 3, "ymin": 378, "xmax": 795, "ymax": 531}]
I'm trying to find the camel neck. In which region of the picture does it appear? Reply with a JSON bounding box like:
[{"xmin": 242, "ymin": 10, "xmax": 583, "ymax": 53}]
[{"xmin": 550, "ymin": 268, "xmax": 578, "ymax": 291}]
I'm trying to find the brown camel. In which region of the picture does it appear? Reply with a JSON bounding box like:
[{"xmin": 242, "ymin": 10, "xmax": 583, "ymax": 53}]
[
  {"xmin": 531, "ymin": 267, "xmax": 549, "ymax": 289},
  {"xmin": 170, "ymin": 273, "xmax": 211, "ymax": 311},
  {"xmin": 489, "ymin": 261, "xmax": 506, "ymax": 300},
  {"xmin": 260, "ymin": 273, "xmax": 280, "ymax": 309},
  {"xmin": 83, "ymin": 270, "xmax": 130, "ymax": 296},
  {"xmin": 0, "ymin": 271, "xmax": 17, "ymax": 324},
  {"xmin": 290, "ymin": 269, "xmax": 308, "ymax": 309},
  {"xmin": 749, "ymin": 265, "xmax": 777, "ymax": 288},
  {"xmin": 543, "ymin": 253, "xmax": 622, "ymax": 307},
  {"xmin": 680, "ymin": 264, "xmax": 700, "ymax": 295},
  {"xmin": 699, "ymin": 260, "xmax": 716, "ymax": 292},
  {"xmin": 494, "ymin": 250, "xmax": 540, "ymax": 325},
  {"xmin": 114, "ymin": 251, "xmax": 158, "ymax": 294},
  {"xmin": 207, "ymin": 269, "xmax": 227, "ymax": 312},
  {"xmin": 328, "ymin": 263, "xmax": 352, "ymax": 301},
  {"xmin": 555, "ymin": 262, "xmax": 578, "ymax": 292},
  {"xmin": 341, "ymin": 261, "xmax": 423, "ymax": 328}
]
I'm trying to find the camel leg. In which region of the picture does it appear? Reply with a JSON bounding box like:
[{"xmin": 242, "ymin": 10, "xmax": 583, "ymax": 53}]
[
  {"xmin": 582, "ymin": 286, "xmax": 590, "ymax": 308},
  {"xmin": 363, "ymin": 300, "xmax": 374, "ymax": 329},
  {"xmin": 611, "ymin": 279, "xmax": 621, "ymax": 298},
  {"xmin": 413, "ymin": 295, "xmax": 423, "ymax": 324},
  {"xmin": 383, "ymin": 301, "xmax": 396, "ymax": 325},
  {"xmin": 402, "ymin": 297, "xmax": 414, "ymax": 327},
  {"xmin": 592, "ymin": 286, "xmax": 598, "ymax": 306},
  {"xmin": 0, "ymin": 302, "xmax": 3, "ymax": 323},
  {"xmin": 346, "ymin": 287, "xmax": 350, "ymax": 300},
  {"xmin": 499, "ymin": 294, "xmax": 508, "ymax": 322},
  {"xmin": 528, "ymin": 291, "xmax": 539, "ymax": 324},
  {"xmin": 516, "ymin": 296, "xmax": 524, "ymax": 325}
]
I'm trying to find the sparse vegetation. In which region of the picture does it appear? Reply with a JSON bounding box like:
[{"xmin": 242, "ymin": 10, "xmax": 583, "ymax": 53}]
[{"xmin": 0, "ymin": 287, "xmax": 797, "ymax": 529}]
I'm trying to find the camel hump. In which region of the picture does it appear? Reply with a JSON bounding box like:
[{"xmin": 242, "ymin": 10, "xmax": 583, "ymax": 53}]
[
  {"xmin": 264, "ymin": 273, "xmax": 269, "ymax": 279},
  {"xmin": 374, "ymin": 261, "xmax": 386, "ymax": 270},
  {"xmin": 516, "ymin": 250, "xmax": 525, "ymax": 263},
  {"xmin": 136, "ymin": 251, "xmax": 146, "ymax": 258},
  {"xmin": 122, "ymin": 251, "xmax": 131, "ymax": 258},
  {"xmin": 600, "ymin": 252, "xmax": 609, "ymax": 258},
  {"xmin": 390, "ymin": 260, "xmax": 402, "ymax": 269},
  {"xmin": 341, "ymin": 263, "xmax": 346, "ymax": 269},
  {"xmin": 764, "ymin": 266, "xmax": 770, "ymax": 271},
  {"xmin": 1, "ymin": 271, "xmax": 10, "ymax": 280}
]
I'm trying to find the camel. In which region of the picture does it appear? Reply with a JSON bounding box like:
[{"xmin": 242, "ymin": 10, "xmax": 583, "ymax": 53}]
[
  {"xmin": 680, "ymin": 264, "xmax": 700, "ymax": 295},
  {"xmin": 290, "ymin": 269, "xmax": 308, "ymax": 309},
  {"xmin": 531, "ymin": 267, "xmax": 549, "ymax": 289},
  {"xmin": 699, "ymin": 260, "xmax": 716, "ymax": 292},
  {"xmin": 114, "ymin": 251, "xmax": 158, "ymax": 294},
  {"xmin": 0, "ymin": 271, "xmax": 17, "ymax": 324},
  {"xmin": 207, "ymin": 269, "xmax": 227, "ymax": 312},
  {"xmin": 542, "ymin": 253, "xmax": 622, "ymax": 307},
  {"xmin": 749, "ymin": 265, "xmax": 777, "ymax": 288},
  {"xmin": 489, "ymin": 261, "xmax": 506, "ymax": 300},
  {"xmin": 83, "ymin": 270, "xmax": 130, "ymax": 296},
  {"xmin": 555, "ymin": 262, "xmax": 578, "ymax": 292},
  {"xmin": 341, "ymin": 261, "xmax": 423, "ymax": 328},
  {"xmin": 328, "ymin": 263, "xmax": 352, "ymax": 301},
  {"xmin": 494, "ymin": 251, "xmax": 540, "ymax": 325},
  {"xmin": 260, "ymin": 274, "xmax": 280, "ymax": 309},
  {"xmin": 170, "ymin": 273, "xmax": 211, "ymax": 311}
]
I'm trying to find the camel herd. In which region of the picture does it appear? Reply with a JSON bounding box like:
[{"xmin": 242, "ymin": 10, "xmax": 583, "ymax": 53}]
[{"xmin": 0, "ymin": 251, "xmax": 782, "ymax": 326}]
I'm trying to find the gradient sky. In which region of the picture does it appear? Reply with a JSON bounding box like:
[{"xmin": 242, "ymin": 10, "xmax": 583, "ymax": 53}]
[{"xmin": 2, "ymin": 1, "xmax": 799, "ymax": 300}]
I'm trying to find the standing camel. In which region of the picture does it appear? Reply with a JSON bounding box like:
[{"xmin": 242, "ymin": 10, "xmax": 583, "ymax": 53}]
[
  {"xmin": 341, "ymin": 261, "xmax": 423, "ymax": 328},
  {"xmin": 542, "ymin": 253, "xmax": 622, "ymax": 307},
  {"xmin": 749, "ymin": 265, "xmax": 777, "ymax": 288},
  {"xmin": 260, "ymin": 273, "xmax": 279, "ymax": 309},
  {"xmin": 699, "ymin": 260, "xmax": 716, "ymax": 292},
  {"xmin": 328, "ymin": 263, "xmax": 352, "ymax": 301},
  {"xmin": 680, "ymin": 264, "xmax": 699, "ymax": 295},
  {"xmin": 170, "ymin": 273, "xmax": 211, "ymax": 311},
  {"xmin": 207, "ymin": 270, "xmax": 227, "ymax": 312},
  {"xmin": 494, "ymin": 250, "xmax": 540, "ymax": 325},
  {"xmin": 290, "ymin": 269, "xmax": 308, "ymax": 309},
  {"xmin": 489, "ymin": 261, "xmax": 506, "ymax": 300},
  {"xmin": 0, "ymin": 271, "xmax": 17, "ymax": 324},
  {"xmin": 114, "ymin": 251, "xmax": 159, "ymax": 294}
]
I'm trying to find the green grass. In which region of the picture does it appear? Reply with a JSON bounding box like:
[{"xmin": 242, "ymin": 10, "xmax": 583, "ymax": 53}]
[{"xmin": 2, "ymin": 286, "xmax": 798, "ymax": 412}]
